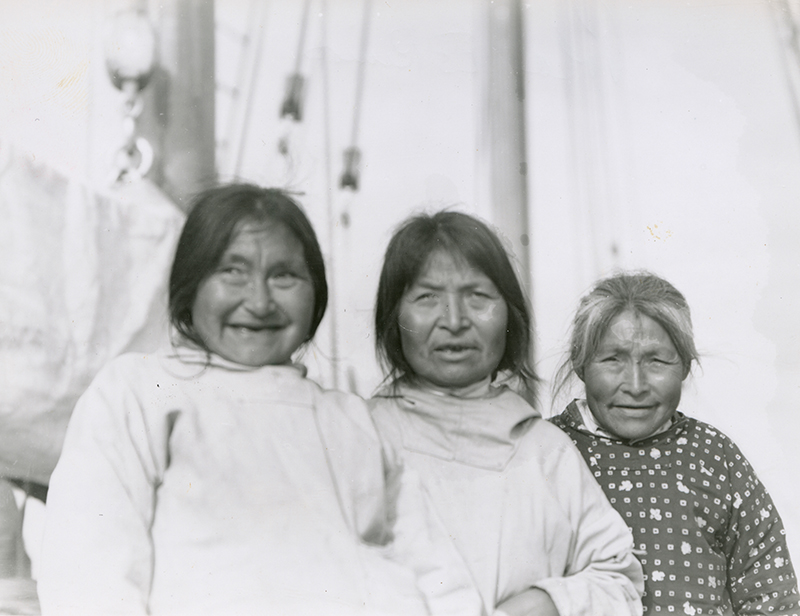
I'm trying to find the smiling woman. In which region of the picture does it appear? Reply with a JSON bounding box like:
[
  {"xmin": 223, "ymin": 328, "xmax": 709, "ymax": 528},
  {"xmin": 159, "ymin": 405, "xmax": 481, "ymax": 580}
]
[
  {"xmin": 190, "ymin": 220, "xmax": 316, "ymax": 367},
  {"xmin": 549, "ymin": 272, "xmax": 800, "ymax": 616},
  {"xmin": 38, "ymin": 185, "xmax": 486, "ymax": 616},
  {"xmin": 370, "ymin": 210, "xmax": 645, "ymax": 616},
  {"xmin": 582, "ymin": 309, "xmax": 685, "ymax": 441}
]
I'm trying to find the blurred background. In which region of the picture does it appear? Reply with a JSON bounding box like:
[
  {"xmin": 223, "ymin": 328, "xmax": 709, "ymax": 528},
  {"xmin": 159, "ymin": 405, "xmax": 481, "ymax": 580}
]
[{"xmin": 1, "ymin": 0, "xmax": 800, "ymax": 609}]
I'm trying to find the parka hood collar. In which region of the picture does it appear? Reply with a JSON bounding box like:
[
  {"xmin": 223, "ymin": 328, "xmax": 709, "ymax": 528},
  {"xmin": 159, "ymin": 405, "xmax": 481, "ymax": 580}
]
[{"xmin": 375, "ymin": 382, "xmax": 539, "ymax": 470}]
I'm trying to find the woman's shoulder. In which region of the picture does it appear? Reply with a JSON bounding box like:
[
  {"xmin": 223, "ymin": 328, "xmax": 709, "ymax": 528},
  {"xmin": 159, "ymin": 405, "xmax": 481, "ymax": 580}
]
[
  {"xmin": 507, "ymin": 413, "xmax": 592, "ymax": 478},
  {"xmin": 306, "ymin": 380, "xmax": 381, "ymax": 439},
  {"xmin": 518, "ymin": 416, "xmax": 585, "ymax": 454},
  {"xmin": 677, "ymin": 414, "xmax": 733, "ymax": 441},
  {"xmin": 672, "ymin": 414, "xmax": 752, "ymax": 466},
  {"xmin": 367, "ymin": 389, "xmax": 400, "ymax": 416},
  {"xmin": 306, "ymin": 377, "xmax": 370, "ymax": 411},
  {"xmin": 90, "ymin": 349, "xmax": 166, "ymax": 385}
]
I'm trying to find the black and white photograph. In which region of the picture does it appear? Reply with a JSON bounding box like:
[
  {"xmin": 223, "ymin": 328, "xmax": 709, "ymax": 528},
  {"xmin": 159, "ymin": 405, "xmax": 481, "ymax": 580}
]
[{"xmin": 1, "ymin": 0, "xmax": 799, "ymax": 614}]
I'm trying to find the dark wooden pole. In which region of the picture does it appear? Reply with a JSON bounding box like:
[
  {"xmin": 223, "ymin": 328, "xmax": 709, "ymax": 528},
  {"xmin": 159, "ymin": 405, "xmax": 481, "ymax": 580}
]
[{"xmin": 486, "ymin": 0, "xmax": 531, "ymax": 283}]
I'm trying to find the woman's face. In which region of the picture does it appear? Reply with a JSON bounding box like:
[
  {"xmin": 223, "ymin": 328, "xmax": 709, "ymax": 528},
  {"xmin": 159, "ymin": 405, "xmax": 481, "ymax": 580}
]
[
  {"xmin": 397, "ymin": 250, "xmax": 508, "ymax": 389},
  {"xmin": 191, "ymin": 220, "xmax": 315, "ymax": 366},
  {"xmin": 582, "ymin": 309, "xmax": 685, "ymax": 440}
]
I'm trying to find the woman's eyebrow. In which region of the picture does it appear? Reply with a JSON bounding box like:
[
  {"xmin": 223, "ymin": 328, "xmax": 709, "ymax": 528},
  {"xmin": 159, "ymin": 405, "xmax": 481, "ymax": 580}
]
[
  {"xmin": 411, "ymin": 279, "xmax": 444, "ymax": 290},
  {"xmin": 412, "ymin": 280, "xmax": 493, "ymax": 294},
  {"xmin": 219, "ymin": 252, "xmax": 251, "ymax": 265}
]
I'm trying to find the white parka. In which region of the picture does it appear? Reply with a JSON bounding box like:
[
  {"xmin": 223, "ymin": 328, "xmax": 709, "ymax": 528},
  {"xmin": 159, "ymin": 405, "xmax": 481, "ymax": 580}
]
[
  {"xmin": 370, "ymin": 384, "xmax": 645, "ymax": 616},
  {"xmin": 39, "ymin": 347, "xmax": 484, "ymax": 616}
]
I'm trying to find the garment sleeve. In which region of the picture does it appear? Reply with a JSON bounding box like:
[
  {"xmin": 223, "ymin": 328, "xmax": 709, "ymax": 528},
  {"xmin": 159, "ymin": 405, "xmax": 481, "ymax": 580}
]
[
  {"xmin": 719, "ymin": 435, "xmax": 800, "ymax": 615},
  {"xmin": 38, "ymin": 359, "xmax": 163, "ymax": 616},
  {"xmin": 532, "ymin": 436, "xmax": 644, "ymax": 616},
  {"xmin": 381, "ymin": 452, "xmax": 488, "ymax": 616},
  {"xmin": 370, "ymin": 400, "xmax": 488, "ymax": 616}
]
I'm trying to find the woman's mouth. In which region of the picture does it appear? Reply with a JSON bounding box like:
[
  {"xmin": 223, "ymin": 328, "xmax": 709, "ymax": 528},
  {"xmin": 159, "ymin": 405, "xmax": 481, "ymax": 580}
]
[
  {"xmin": 230, "ymin": 322, "xmax": 285, "ymax": 334},
  {"xmin": 434, "ymin": 344, "xmax": 476, "ymax": 358},
  {"xmin": 612, "ymin": 404, "xmax": 657, "ymax": 413}
]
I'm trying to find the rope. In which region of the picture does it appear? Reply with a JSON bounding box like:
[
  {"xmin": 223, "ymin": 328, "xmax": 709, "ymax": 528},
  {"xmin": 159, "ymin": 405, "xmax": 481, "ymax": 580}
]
[
  {"xmin": 349, "ymin": 0, "xmax": 373, "ymax": 148},
  {"xmin": 232, "ymin": 0, "xmax": 269, "ymax": 178},
  {"xmin": 320, "ymin": 0, "xmax": 339, "ymax": 389},
  {"xmin": 293, "ymin": 0, "xmax": 313, "ymax": 75}
]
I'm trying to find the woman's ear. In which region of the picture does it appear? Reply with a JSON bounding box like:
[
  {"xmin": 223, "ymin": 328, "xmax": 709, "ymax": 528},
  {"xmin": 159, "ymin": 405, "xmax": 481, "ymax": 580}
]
[{"xmin": 574, "ymin": 365, "xmax": 585, "ymax": 383}]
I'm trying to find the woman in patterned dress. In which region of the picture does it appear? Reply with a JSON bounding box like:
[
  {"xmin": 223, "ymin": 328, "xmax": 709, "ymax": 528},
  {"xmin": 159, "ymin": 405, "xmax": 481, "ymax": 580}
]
[{"xmin": 550, "ymin": 271, "xmax": 800, "ymax": 615}]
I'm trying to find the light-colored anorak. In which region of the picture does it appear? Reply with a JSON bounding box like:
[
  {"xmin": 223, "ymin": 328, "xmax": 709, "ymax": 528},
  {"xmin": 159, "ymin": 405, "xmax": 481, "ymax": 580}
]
[
  {"xmin": 370, "ymin": 383, "xmax": 644, "ymax": 616},
  {"xmin": 39, "ymin": 346, "xmax": 484, "ymax": 616}
]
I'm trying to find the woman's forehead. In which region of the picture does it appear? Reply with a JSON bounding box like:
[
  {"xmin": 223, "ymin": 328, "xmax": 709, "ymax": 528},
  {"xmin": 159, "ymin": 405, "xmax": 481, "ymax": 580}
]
[
  {"xmin": 231, "ymin": 216, "xmax": 288, "ymax": 237},
  {"xmin": 594, "ymin": 310, "xmax": 677, "ymax": 352},
  {"xmin": 413, "ymin": 249, "xmax": 491, "ymax": 282}
]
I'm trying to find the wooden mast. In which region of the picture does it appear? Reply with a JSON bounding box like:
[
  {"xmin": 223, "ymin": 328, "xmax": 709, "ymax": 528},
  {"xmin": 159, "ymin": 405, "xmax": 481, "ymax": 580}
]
[
  {"xmin": 136, "ymin": 0, "xmax": 216, "ymax": 209},
  {"xmin": 485, "ymin": 0, "xmax": 531, "ymax": 286}
]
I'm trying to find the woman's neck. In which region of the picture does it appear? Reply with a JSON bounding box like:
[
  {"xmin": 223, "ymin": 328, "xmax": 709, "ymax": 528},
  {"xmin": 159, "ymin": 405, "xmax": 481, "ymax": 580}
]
[{"xmin": 415, "ymin": 376, "xmax": 494, "ymax": 399}]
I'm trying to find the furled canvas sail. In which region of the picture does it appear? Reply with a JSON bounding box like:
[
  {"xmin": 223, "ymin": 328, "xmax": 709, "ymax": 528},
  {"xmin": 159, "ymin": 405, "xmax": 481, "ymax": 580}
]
[{"xmin": 0, "ymin": 141, "xmax": 184, "ymax": 485}]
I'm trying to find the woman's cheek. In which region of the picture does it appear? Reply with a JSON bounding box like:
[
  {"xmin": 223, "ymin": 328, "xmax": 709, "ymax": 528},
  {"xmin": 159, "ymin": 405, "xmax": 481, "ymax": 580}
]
[{"xmin": 473, "ymin": 300, "xmax": 503, "ymax": 323}]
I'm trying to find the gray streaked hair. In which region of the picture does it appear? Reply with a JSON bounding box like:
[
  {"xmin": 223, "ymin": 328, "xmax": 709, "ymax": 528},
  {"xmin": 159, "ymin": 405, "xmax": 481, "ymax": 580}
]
[{"xmin": 553, "ymin": 271, "xmax": 698, "ymax": 401}]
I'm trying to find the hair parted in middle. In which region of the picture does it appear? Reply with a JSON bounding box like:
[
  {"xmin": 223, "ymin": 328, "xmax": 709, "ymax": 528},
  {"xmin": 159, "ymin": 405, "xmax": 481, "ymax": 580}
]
[
  {"xmin": 552, "ymin": 270, "xmax": 699, "ymax": 402},
  {"xmin": 374, "ymin": 210, "xmax": 537, "ymax": 401},
  {"xmin": 168, "ymin": 183, "xmax": 328, "ymax": 354}
]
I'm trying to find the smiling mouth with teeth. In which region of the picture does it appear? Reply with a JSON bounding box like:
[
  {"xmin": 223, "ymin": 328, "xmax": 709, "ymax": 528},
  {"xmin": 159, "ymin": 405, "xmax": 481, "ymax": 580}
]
[{"xmin": 234, "ymin": 324, "xmax": 284, "ymax": 332}]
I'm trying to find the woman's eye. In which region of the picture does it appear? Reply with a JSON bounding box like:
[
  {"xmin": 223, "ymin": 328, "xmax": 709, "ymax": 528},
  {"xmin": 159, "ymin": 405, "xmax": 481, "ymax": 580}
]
[
  {"xmin": 414, "ymin": 292, "xmax": 437, "ymax": 302},
  {"xmin": 650, "ymin": 356, "xmax": 676, "ymax": 366},
  {"xmin": 218, "ymin": 266, "xmax": 248, "ymax": 282},
  {"xmin": 466, "ymin": 292, "xmax": 493, "ymax": 308},
  {"xmin": 270, "ymin": 271, "xmax": 301, "ymax": 288}
]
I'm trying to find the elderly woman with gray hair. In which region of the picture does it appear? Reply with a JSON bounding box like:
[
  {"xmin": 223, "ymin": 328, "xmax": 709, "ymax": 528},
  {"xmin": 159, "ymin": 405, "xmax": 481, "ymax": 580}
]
[{"xmin": 550, "ymin": 271, "xmax": 800, "ymax": 615}]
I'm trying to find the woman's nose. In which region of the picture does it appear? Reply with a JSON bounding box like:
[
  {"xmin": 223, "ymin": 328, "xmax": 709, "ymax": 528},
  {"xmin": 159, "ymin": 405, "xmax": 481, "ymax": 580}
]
[
  {"xmin": 622, "ymin": 361, "xmax": 648, "ymax": 395},
  {"xmin": 440, "ymin": 295, "xmax": 468, "ymax": 332},
  {"xmin": 244, "ymin": 277, "xmax": 272, "ymax": 315}
]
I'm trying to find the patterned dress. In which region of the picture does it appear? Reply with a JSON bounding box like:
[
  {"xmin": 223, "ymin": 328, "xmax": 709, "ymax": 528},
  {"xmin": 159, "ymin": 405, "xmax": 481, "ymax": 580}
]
[{"xmin": 551, "ymin": 400, "xmax": 800, "ymax": 616}]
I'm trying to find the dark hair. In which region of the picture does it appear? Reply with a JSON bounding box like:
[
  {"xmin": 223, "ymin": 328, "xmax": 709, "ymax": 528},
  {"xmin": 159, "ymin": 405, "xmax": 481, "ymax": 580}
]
[
  {"xmin": 553, "ymin": 271, "xmax": 699, "ymax": 400},
  {"xmin": 169, "ymin": 184, "xmax": 327, "ymax": 351},
  {"xmin": 375, "ymin": 210, "xmax": 537, "ymax": 399}
]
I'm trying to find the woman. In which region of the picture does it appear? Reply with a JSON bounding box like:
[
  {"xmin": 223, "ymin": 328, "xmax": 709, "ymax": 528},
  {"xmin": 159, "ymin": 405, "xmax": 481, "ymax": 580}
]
[
  {"xmin": 370, "ymin": 210, "xmax": 644, "ymax": 616},
  {"xmin": 549, "ymin": 271, "xmax": 800, "ymax": 615},
  {"xmin": 39, "ymin": 185, "xmax": 483, "ymax": 616}
]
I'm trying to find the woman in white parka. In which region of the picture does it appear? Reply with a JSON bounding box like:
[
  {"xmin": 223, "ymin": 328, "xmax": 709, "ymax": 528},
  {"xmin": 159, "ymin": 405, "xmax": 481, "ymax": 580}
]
[
  {"xmin": 369, "ymin": 210, "xmax": 644, "ymax": 616},
  {"xmin": 39, "ymin": 186, "xmax": 484, "ymax": 616}
]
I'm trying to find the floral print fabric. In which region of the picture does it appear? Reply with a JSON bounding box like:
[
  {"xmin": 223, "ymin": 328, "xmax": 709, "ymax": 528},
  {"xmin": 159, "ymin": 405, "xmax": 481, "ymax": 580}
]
[{"xmin": 551, "ymin": 401, "xmax": 800, "ymax": 615}]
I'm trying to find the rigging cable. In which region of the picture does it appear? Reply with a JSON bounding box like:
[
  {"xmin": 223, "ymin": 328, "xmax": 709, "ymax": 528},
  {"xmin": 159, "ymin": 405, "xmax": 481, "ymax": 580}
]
[
  {"xmin": 340, "ymin": 0, "xmax": 374, "ymax": 190},
  {"xmin": 320, "ymin": 0, "xmax": 340, "ymax": 389},
  {"xmin": 231, "ymin": 0, "xmax": 270, "ymax": 178},
  {"xmin": 280, "ymin": 0, "xmax": 313, "ymax": 121}
]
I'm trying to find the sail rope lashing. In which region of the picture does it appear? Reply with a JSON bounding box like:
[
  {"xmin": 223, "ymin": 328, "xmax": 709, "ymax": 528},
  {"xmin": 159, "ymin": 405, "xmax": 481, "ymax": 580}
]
[
  {"xmin": 340, "ymin": 0, "xmax": 373, "ymax": 190},
  {"xmin": 280, "ymin": 0, "xmax": 313, "ymax": 122}
]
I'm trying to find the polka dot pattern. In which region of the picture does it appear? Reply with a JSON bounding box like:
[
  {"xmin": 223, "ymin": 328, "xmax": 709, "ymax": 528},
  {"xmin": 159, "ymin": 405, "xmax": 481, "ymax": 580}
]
[{"xmin": 551, "ymin": 402, "xmax": 800, "ymax": 615}]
